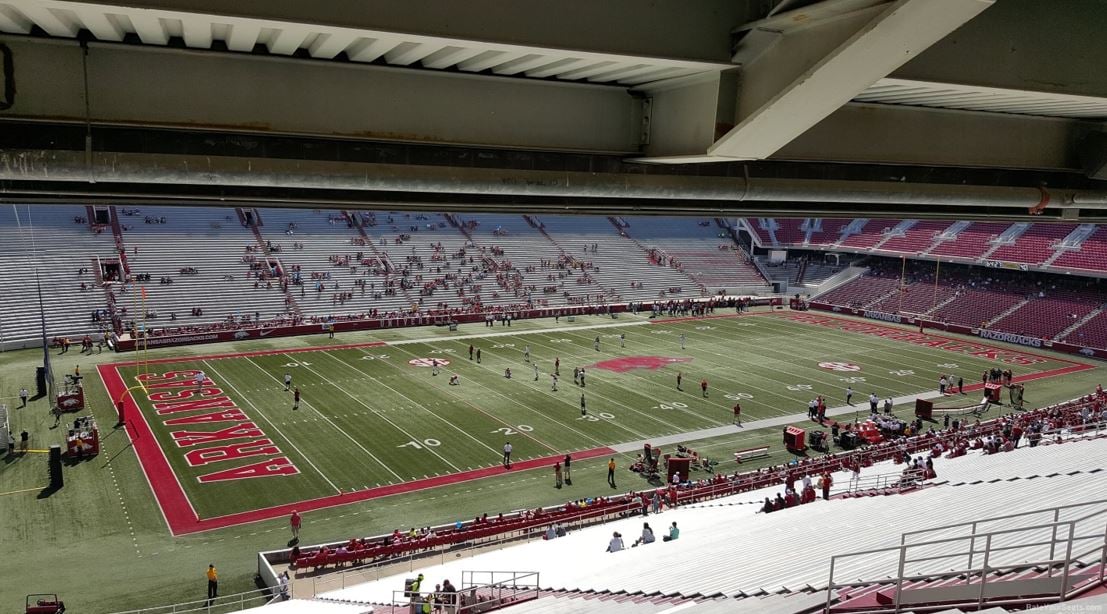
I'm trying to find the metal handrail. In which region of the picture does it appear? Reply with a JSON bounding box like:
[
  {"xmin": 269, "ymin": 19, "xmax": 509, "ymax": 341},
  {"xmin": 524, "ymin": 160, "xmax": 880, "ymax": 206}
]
[
  {"xmin": 107, "ymin": 586, "xmax": 281, "ymax": 614},
  {"xmin": 309, "ymin": 502, "xmax": 636, "ymax": 595},
  {"xmin": 901, "ymin": 498, "xmax": 1107, "ymax": 544},
  {"xmin": 389, "ymin": 570, "xmax": 540, "ymax": 612},
  {"xmin": 827, "ymin": 502, "xmax": 1107, "ymax": 614}
]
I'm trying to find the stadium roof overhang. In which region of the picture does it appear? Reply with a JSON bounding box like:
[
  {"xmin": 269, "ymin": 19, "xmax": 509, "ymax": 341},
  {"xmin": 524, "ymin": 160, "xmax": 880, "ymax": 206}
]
[{"xmin": 0, "ymin": 0, "xmax": 1106, "ymax": 219}]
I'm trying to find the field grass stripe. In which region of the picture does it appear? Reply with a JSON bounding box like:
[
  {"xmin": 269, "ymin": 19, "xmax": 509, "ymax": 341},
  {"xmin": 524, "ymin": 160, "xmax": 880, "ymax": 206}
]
[
  {"xmin": 386, "ymin": 339, "xmax": 655, "ymax": 442},
  {"xmin": 667, "ymin": 322, "xmax": 929, "ymax": 397},
  {"xmin": 279, "ymin": 353, "xmax": 464, "ymax": 473},
  {"xmin": 320, "ymin": 348, "xmax": 510, "ymax": 456},
  {"xmin": 350, "ymin": 347, "xmax": 562, "ymax": 455},
  {"xmin": 554, "ymin": 327, "xmax": 823, "ymax": 412},
  {"xmin": 202, "ymin": 360, "xmax": 343, "ymax": 493},
  {"xmin": 509, "ymin": 333, "xmax": 729, "ymax": 428},
  {"xmin": 241, "ymin": 356, "xmax": 408, "ymax": 482}
]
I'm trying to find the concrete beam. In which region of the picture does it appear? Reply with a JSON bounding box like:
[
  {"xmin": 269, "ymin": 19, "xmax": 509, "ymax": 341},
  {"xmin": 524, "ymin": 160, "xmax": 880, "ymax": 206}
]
[
  {"xmin": 125, "ymin": 10, "xmax": 168, "ymax": 44},
  {"xmin": 0, "ymin": 35, "xmax": 642, "ymax": 153},
  {"xmin": 709, "ymin": 0, "xmax": 995, "ymax": 160},
  {"xmin": 774, "ymin": 103, "xmax": 1091, "ymax": 172},
  {"xmin": 65, "ymin": 0, "xmax": 754, "ymax": 63}
]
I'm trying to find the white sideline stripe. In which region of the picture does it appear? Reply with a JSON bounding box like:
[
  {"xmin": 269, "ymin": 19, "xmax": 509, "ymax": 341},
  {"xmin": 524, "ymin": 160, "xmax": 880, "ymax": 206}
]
[
  {"xmin": 203, "ymin": 360, "xmax": 342, "ymax": 493},
  {"xmin": 608, "ymin": 389, "xmax": 953, "ymax": 453},
  {"xmin": 383, "ymin": 318, "xmax": 651, "ymax": 347},
  {"xmin": 242, "ymin": 356, "xmax": 405, "ymax": 483}
]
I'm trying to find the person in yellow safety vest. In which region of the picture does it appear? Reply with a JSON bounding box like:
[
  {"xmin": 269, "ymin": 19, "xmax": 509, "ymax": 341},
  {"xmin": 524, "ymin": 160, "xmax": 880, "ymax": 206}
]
[{"xmin": 408, "ymin": 574, "xmax": 425, "ymax": 614}]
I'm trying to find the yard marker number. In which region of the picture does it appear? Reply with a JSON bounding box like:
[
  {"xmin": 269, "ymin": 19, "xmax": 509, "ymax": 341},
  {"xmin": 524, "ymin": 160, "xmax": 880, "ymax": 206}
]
[
  {"xmin": 398, "ymin": 439, "xmax": 442, "ymax": 449},
  {"xmin": 653, "ymin": 401, "xmax": 688, "ymax": 410},
  {"xmin": 492, "ymin": 425, "xmax": 533, "ymax": 436},
  {"xmin": 839, "ymin": 376, "xmax": 866, "ymax": 384},
  {"xmin": 787, "ymin": 384, "xmax": 813, "ymax": 391},
  {"xmin": 283, "ymin": 361, "xmax": 312, "ymax": 367},
  {"xmin": 579, "ymin": 412, "xmax": 616, "ymax": 422},
  {"xmin": 818, "ymin": 362, "xmax": 861, "ymax": 372},
  {"xmin": 361, "ymin": 354, "xmax": 389, "ymax": 360},
  {"xmin": 889, "ymin": 369, "xmax": 915, "ymax": 376},
  {"xmin": 725, "ymin": 393, "xmax": 753, "ymax": 401}
]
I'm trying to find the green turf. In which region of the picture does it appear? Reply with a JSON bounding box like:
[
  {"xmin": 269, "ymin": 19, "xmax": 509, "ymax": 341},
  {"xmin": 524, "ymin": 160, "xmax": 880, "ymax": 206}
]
[{"xmin": 0, "ymin": 308, "xmax": 1100, "ymax": 612}]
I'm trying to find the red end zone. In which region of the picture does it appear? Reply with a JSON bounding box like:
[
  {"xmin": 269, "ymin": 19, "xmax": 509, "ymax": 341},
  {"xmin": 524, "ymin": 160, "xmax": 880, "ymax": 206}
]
[{"xmin": 98, "ymin": 343, "xmax": 613, "ymax": 536}]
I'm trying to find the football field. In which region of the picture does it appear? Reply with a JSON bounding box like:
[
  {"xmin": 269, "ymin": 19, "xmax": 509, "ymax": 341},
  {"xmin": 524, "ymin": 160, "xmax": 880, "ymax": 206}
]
[{"xmin": 98, "ymin": 311, "xmax": 1091, "ymax": 534}]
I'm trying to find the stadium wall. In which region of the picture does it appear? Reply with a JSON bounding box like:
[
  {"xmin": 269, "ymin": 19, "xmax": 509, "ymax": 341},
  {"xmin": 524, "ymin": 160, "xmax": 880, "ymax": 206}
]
[{"xmin": 112, "ymin": 298, "xmax": 785, "ymax": 352}]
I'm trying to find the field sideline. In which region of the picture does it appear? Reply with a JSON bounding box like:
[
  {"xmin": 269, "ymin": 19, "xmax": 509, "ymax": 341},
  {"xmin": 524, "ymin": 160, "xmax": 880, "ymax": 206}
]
[{"xmin": 99, "ymin": 310, "xmax": 1091, "ymax": 535}]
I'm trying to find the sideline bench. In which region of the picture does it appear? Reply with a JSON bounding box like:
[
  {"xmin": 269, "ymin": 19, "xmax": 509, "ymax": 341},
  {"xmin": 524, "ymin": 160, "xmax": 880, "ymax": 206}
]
[{"xmin": 734, "ymin": 446, "xmax": 770, "ymax": 463}]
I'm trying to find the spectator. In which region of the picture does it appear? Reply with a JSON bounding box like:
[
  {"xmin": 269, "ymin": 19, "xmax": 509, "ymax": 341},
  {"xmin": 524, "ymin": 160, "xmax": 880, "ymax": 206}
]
[
  {"xmin": 606, "ymin": 531, "xmax": 624, "ymax": 553},
  {"xmin": 277, "ymin": 571, "xmax": 290, "ymax": 600},
  {"xmin": 633, "ymin": 523, "xmax": 655, "ymax": 547},
  {"xmin": 663, "ymin": 522, "xmax": 679, "ymax": 542}
]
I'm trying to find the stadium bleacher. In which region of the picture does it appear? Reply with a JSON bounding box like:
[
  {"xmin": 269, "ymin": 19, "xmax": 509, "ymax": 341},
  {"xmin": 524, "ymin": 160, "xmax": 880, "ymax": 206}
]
[
  {"xmin": 0, "ymin": 206, "xmax": 115, "ymax": 346},
  {"xmin": 315, "ymin": 433, "xmax": 1107, "ymax": 607}
]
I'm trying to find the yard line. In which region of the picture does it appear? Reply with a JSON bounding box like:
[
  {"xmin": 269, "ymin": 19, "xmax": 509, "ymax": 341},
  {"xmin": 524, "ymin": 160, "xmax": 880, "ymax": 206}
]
[
  {"xmin": 385, "ymin": 341, "xmax": 653, "ymax": 441},
  {"xmin": 513, "ymin": 332, "xmax": 729, "ymax": 427},
  {"xmin": 348, "ymin": 347, "xmax": 561, "ymax": 455},
  {"xmin": 317, "ymin": 349, "xmax": 508, "ymax": 456},
  {"xmin": 553, "ymin": 327, "xmax": 813, "ymax": 412},
  {"xmin": 749, "ymin": 315, "xmax": 1043, "ymax": 380},
  {"xmin": 202, "ymin": 360, "xmax": 342, "ymax": 493},
  {"xmin": 280, "ymin": 353, "xmax": 463, "ymax": 473},
  {"xmin": 242, "ymin": 356, "xmax": 406, "ymax": 482},
  {"xmin": 383, "ymin": 318, "xmax": 651, "ymax": 347},
  {"xmin": 697, "ymin": 317, "xmax": 994, "ymax": 396}
]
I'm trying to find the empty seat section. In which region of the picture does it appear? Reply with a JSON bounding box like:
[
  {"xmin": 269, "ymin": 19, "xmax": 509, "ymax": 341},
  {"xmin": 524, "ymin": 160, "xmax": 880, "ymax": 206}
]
[
  {"xmin": 990, "ymin": 224, "xmax": 1071, "ymax": 265},
  {"xmin": 876, "ymin": 221, "xmax": 953, "ymax": 254},
  {"xmin": 928, "ymin": 222, "xmax": 1012, "ymax": 260}
]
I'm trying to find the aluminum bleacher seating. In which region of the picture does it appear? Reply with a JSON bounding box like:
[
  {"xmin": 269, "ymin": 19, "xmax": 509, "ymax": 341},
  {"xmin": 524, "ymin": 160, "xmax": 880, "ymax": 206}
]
[
  {"xmin": 120, "ymin": 206, "xmax": 291, "ymax": 328},
  {"xmin": 0, "ymin": 205, "xmax": 115, "ymax": 346},
  {"xmin": 623, "ymin": 216, "xmax": 768, "ymax": 293},
  {"xmin": 317, "ymin": 436, "xmax": 1107, "ymax": 604}
]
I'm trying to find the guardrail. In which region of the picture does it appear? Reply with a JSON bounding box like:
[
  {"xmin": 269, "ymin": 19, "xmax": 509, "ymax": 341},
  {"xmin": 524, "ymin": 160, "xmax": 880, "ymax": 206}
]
[
  {"xmin": 388, "ymin": 570, "xmax": 540, "ymax": 614},
  {"xmin": 107, "ymin": 586, "xmax": 283, "ymax": 614},
  {"xmin": 826, "ymin": 501, "xmax": 1107, "ymax": 613},
  {"xmin": 304, "ymin": 503, "xmax": 636, "ymax": 596}
]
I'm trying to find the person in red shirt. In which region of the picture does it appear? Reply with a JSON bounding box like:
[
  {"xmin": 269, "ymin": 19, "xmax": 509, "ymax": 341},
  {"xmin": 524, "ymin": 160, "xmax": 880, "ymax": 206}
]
[
  {"xmin": 700, "ymin": 379, "xmax": 708, "ymax": 398},
  {"xmin": 733, "ymin": 402, "xmax": 742, "ymax": 427},
  {"xmin": 290, "ymin": 510, "xmax": 301, "ymax": 541}
]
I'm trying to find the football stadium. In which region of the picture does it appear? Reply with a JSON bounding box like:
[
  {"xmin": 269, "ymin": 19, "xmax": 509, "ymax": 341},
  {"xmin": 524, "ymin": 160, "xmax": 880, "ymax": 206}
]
[{"xmin": 3, "ymin": 2, "xmax": 1107, "ymax": 614}]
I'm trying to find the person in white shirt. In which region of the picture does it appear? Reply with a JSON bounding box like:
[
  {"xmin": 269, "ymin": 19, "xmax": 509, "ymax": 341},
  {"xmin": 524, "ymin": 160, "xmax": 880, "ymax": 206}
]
[
  {"xmin": 606, "ymin": 532, "xmax": 624, "ymax": 553},
  {"xmin": 283, "ymin": 372, "xmax": 292, "ymax": 391},
  {"xmin": 502, "ymin": 442, "xmax": 513, "ymax": 468},
  {"xmin": 634, "ymin": 523, "xmax": 655, "ymax": 547}
]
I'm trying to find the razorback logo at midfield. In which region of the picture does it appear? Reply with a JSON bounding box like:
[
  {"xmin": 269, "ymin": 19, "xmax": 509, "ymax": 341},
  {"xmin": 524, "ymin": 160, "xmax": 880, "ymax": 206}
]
[
  {"xmin": 136, "ymin": 370, "xmax": 300, "ymax": 484},
  {"xmin": 591, "ymin": 355, "xmax": 692, "ymax": 373}
]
